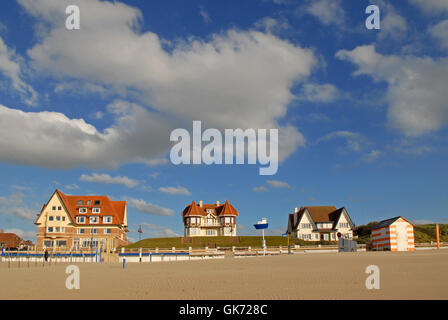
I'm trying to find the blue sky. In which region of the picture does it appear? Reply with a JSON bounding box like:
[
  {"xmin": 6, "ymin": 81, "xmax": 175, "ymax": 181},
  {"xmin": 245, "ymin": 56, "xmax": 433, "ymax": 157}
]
[{"xmin": 0, "ymin": 0, "xmax": 447, "ymax": 242}]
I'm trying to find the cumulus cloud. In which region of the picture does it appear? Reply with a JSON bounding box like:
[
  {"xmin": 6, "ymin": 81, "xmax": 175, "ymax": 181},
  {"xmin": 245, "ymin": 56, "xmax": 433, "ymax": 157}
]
[
  {"xmin": 0, "ymin": 36, "xmax": 37, "ymax": 105},
  {"xmin": 303, "ymin": 0, "xmax": 346, "ymax": 27},
  {"xmin": 159, "ymin": 186, "xmax": 191, "ymax": 196},
  {"xmin": 80, "ymin": 173, "xmax": 139, "ymax": 188},
  {"xmin": 0, "ymin": 100, "xmax": 174, "ymax": 168},
  {"xmin": 126, "ymin": 197, "xmax": 174, "ymax": 216},
  {"xmin": 299, "ymin": 83, "xmax": 339, "ymax": 103},
  {"xmin": 375, "ymin": 0, "xmax": 408, "ymax": 40},
  {"xmin": 430, "ymin": 20, "xmax": 448, "ymax": 48},
  {"xmin": 361, "ymin": 149, "xmax": 383, "ymax": 163},
  {"xmin": 336, "ymin": 45, "xmax": 448, "ymax": 136},
  {"xmin": 409, "ymin": 0, "xmax": 448, "ymax": 15},
  {"xmin": 17, "ymin": 0, "xmax": 317, "ymax": 164}
]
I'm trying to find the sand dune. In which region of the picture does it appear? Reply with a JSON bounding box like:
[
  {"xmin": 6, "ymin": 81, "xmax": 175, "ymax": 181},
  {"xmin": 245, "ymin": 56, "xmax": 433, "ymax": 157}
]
[{"xmin": 1, "ymin": 250, "xmax": 447, "ymax": 299}]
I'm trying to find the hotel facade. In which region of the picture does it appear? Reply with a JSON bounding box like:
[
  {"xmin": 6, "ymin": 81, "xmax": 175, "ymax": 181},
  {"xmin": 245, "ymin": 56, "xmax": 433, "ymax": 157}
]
[
  {"xmin": 35, "ymin": 190, "xmax": 128, "ymax": 251},
  {"xmin": 287, "ymin": 206, "xmax": 355, "ymax": 241},
  {"xmin": 182, "ymin": 200, "xmax": 238, "ymax": 237}
]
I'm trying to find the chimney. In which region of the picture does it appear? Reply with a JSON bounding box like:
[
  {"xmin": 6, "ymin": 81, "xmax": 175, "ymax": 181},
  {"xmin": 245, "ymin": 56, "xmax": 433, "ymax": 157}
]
[
  {"xmin": 217, "ymin": 200, "xmax": 220, "ymax": 206},
  {"xmin": 294, "ymin": 207, "xmax": 298, "ymax": 213},
  {"xmin": 199, "ymin": 200, "xmax": 203, "ymax": 208}
]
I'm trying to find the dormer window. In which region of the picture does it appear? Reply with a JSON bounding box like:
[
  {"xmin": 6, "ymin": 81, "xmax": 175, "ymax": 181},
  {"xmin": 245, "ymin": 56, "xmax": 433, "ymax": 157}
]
[
  {"xmin": 90, "ymin": 216, "xmax": 99, "ymax": 224},
  {"xmin": 77, "ymin": 200, "xmax": 83, "ymax": 206},
  {"xmin": 94, "ymin": 200, "xmax": 101, "ymax": 205},
  {"xmin": 76, "ymin": 216, "xmax": 86, "ymax": 224},
  {"xmin": 86, "ymin": 200, "xmax": 91, "ymax": 206},
  {"xmin": 79, "ymin": 208, "xmax": 87, "ymax": 214},
  {"xmin": 206, "ymin": 209, "xmax": 214, "ymax": 214},
  {"xmin": 103, "ymin": 216, "xmax": 113, "ymax": 224},
  {"xmin": 92, "ymin": 207, "xmax": 101, "ymax": 214}
]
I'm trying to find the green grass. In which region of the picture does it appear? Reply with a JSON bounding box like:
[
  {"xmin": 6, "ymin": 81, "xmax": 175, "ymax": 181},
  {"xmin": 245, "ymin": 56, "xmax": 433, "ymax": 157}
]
[
  {"xmin": 125, "ymin": 236, "xmax": 337, "ymax": 249},
  {"xmin": 355, "ymin": 223, "xmax": 448, "ymax": 244}
]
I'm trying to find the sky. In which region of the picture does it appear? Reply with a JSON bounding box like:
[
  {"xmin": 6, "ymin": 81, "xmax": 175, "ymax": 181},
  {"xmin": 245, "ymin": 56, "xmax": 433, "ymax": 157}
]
[{"xmin": 0, "ymin": 0, "xmax": 447, "ymax": 242}]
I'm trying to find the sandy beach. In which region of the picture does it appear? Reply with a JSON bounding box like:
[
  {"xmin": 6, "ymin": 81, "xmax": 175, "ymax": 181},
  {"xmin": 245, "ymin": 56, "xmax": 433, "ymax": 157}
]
[{"xmin": 1, "ymin": 250, "xmax": 447, "ymax": 300}]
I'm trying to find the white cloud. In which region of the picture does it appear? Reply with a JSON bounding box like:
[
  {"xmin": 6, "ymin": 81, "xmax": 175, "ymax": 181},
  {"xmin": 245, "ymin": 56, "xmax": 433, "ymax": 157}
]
[
  {"xmin": 18, "ymin": 0, "xmax": 317, "ymax": 163},
  {"xmin": 317, "ymin": 131, "xmax": 367, "ymax": 152},
  {"xmin": 0, "ymin": 36, "xmax": 37, "ymax": 105},
  {"xmin": 80, "ymin": 173, "xmax": 139, "ymax": 188},
  {"xmin": 139, "ymin": 222, "xmax": 181, "ymax": 238},
  {"xmin": 64, "ymin": 184, "xmax": 80, "ymax": 190},
  {"xmin": 430, "ymin": 20, "xmax": 448, "ymax": 48},
  {"xmin": 336, "ymin": 45, "xmax": 448, "ymax": 136},
  {"xmin": 266, "ymin": 180, "xmax": 291, "ymax": 188},
  {"xmin": 0, "ymin": 193, "xmax": 36, "ymax": 221},
  {"xmin": 361, "ymin": 149, "xmax": 383, "ymax": 163},
  {"xmin": 409, "ymin": 0, "xmax": 448, "ymax": 14},
  {"xmin": 159, "ymin": 186, "xmax": 191, "ymax": 196},
  {"xmin": 253, "ymin": 186, "xmax": 268, "ymax": 192},
  {"xmin": 375, "ymin": 1, "xmax": 408, "ymax": 40},
  {"xmin": 199, "ymin": 6, "xmax": 211, "ymax": 24},
  {"xmin": 0, "ymin": 100, "xmax": 174, "ymax": 168},
  {"xmin": 304, "ymin": 0, "xmax": 345, "ymax": 27},
  {"xmin": 127, "ymin": 197, "xmax": 174, "ymax": 216},
  {"xmin": 300, "ymin": 83, "xmax": 339, "ymax": 103}
]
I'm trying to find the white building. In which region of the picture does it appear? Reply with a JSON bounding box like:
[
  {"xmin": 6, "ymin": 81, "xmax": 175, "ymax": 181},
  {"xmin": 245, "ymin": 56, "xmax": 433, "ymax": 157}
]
[{"xmin": 287, "ymin": 206, "xmax": 354, "ymax": 241}]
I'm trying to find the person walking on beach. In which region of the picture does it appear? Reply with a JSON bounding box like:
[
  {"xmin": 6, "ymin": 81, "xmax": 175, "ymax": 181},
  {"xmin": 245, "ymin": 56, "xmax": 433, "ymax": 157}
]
[{"xmin": 44, "ymin": 249, "xmax": 49, "ymax": 262}]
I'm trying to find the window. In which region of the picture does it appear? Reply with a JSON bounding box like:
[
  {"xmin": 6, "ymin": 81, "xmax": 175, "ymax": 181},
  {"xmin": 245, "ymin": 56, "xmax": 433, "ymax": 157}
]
[
  {"xmin": 206, "ymin": 229, "xmax": 215, "ymax": 236},
  {"xmin": 79, "ymin": 208, "xmax": 87, "ymax": 214},
  {"xmin": 76, "ymin": 216, "xmax": 86, "ymax": 224},
  {"xmin": 86, "ymin": 200, "xmax": 91, "ymax": 206},
  {"xmin": 62, "ymin": 217, "xmax": 65, "ymax": 221},
  {"xmin": 58, "ymin": 206, "xmax": 61, "ymax": 211},
  {"xmin": 56, "ymin": 216, "xmax": 61, "ymax": 221},
  {"xmin": 94, "ymin": 200, "xmax": 101, "ymax": 205},
  {"xmin": 56, "ymin": 240, "xmax": 67, "ymax": 247},
  {"xmin": 77, "ymin": 229, "xmax": 85, "ymax": 234},
  {"xmin": 206, "ymin": 209, "xmax": 214, "ymax": 214},
  {"xmin": 301, "ymin": 223, "xmax": 311, "ymax": 229},
  {"xmin": 104, "ymin": 229, "xmax": 112, "ymax": 234},
  {"xmin": 339, "ymin": 223, "xmax": 349, "ymax": 228},
  {"xmin": 47, "ymin": 227, "xmax": 53, "ymax": 233},
  {"xmin": 92, "ymin": 207, "xmax": 101, "ymax": 214},
  {"xmin": 90, "ymin": 216, "xmax": 99, "ymax": 224},
  {"xmin": 91, "ymin": 228, "xmax": 98, "ymax": 234},
  {"xmin": 44, "ymin": 240, "xmax": 53, "ymax": 247},
  {"xmin": 77, "ymin": 200, "xmax": 83, "ymax": 206},
  {"xmin": 52, "ymin": 206, "xmax": 56, "ymax": 210},
  {"xmin": 48, "ymin": 216, "xmax": 54, "ymax": 221},
  {"xmin": 55, "ymin": 227, "xmax": 60, "ymax": 233},
  {"xmin": 61, "ymin": 227, "xmax": 65, "ymax": 233},
  {"xmin": 189, "ymin": 228, "xmax": 200, "ymax": 236},
  {"xmin": 223, "ymin": 227, "xmax": 231, "ymax": 235},
  {"xmin": 103, "ymin": 216, "xmax": 113, "ymax": 224}
]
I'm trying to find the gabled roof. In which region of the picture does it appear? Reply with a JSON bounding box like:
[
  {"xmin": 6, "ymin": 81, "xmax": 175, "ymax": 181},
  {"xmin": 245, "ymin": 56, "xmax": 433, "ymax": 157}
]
[
  {"xmin": 36, "ymin": 190, "xmax": 127, "ymax": 226},
  {"xmin": 182, "ymin": 200, "xmax": 239, "ymax": 217},
  {"xmin": 290, "ymin": 206, "xmax": 353, "ymax": 230},
  {"xmin": 370, "ymin": 216, "xmax": 413, "ymax": 230},
  {"xmin": 0, "ymin": 233, "xmax": 24, "ymax": 248}
]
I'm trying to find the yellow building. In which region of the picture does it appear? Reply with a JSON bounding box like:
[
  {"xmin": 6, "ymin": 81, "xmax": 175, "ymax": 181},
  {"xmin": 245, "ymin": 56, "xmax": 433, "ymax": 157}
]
[
  {"xmin": 35, "ymin": 190, "xmax": 128, "ymax": 251},
  {"xmin": 182, "ymin": 200, "xmax": 238, "ymax": 237}
]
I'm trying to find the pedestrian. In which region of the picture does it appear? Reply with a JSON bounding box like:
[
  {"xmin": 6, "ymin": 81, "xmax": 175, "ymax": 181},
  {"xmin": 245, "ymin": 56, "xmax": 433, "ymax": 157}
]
[{"xmin": 44, "ymin": 249, "xmax": 49, "ymax": 262}]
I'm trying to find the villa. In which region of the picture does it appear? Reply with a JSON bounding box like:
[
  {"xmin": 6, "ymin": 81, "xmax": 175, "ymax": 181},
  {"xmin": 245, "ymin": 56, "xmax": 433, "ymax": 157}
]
[
  {"xmin": 182, "ymin": 200, "xmax": 238, "ymax": 237},
  {"xmin": 35, "ymin": 190, "xmax": 128, "ymax": 251},
  {"xmin": 287, "ymin": 206, "xmax": 355, "ymax": 241}
]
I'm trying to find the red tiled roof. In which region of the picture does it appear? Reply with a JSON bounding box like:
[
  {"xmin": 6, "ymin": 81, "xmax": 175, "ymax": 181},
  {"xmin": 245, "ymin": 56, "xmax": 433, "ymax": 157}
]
[
  {"xmin": 292, "ymin": 206, "xmax": 343, "ymax": 229},
  {"xmin": 182, "ymin": 200, "xmax": 239, "ymax": 217},
  {"xmin": 0, "ymin": 233, "xmax": 24, "ymax": 248},
  {"xmin": 37, "ymin": 190, "xmax": 127, "ymax": 226}
]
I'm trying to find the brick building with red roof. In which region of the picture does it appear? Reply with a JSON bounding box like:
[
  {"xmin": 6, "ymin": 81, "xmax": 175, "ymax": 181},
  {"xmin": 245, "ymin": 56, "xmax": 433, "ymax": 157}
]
[
  {"xmin": 35, "ymin": 190, "xmax": 128, "ymax": 250},
  {"xmin": 182, "ymin": 200, "xmax": 238, "ymax": 237}
]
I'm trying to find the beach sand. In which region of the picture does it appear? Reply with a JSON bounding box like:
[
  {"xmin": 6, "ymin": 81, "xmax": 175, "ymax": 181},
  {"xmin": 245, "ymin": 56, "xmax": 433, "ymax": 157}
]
[{"xmin": 1, "ymin": 250, "xmax": 447, "ymax": 300}]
